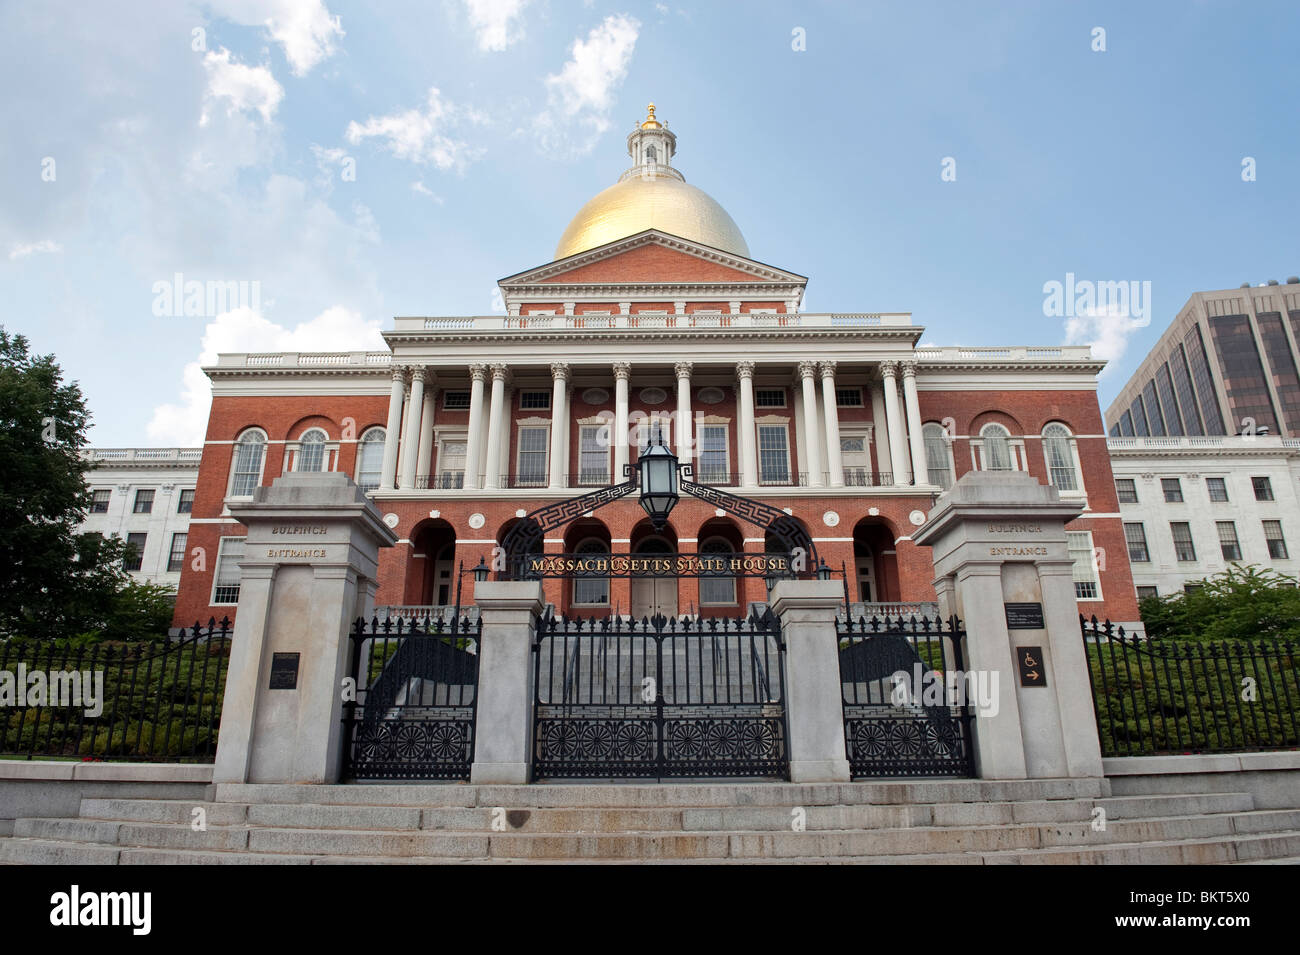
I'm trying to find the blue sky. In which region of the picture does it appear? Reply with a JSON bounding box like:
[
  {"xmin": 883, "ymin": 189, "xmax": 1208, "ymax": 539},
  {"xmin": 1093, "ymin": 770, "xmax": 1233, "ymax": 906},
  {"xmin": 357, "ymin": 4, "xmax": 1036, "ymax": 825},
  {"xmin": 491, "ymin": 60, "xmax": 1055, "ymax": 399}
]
[{"xmin": 2, "ymin": 0, "xmax": 1297, "ymax": 446}]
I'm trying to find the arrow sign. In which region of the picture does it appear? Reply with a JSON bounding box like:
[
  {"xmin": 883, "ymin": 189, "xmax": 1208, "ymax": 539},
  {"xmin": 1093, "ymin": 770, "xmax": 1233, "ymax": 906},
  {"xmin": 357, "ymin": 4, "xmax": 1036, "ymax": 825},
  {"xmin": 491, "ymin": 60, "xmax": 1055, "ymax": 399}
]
[{"xmin": 1017, "ymin": 646, "xmax": 1047, "ymax": 687}]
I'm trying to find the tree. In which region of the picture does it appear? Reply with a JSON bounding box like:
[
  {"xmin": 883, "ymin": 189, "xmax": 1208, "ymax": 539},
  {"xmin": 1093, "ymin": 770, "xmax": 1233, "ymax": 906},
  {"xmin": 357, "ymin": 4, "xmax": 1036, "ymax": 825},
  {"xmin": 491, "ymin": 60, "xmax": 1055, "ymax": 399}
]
[
  {"xmin": 0, "ymin": 328, "xmax": 151, "ymax": 636},
  {"xmin": 1139, "ymin": 564, "xmax": 1300, "ymax": 642}
]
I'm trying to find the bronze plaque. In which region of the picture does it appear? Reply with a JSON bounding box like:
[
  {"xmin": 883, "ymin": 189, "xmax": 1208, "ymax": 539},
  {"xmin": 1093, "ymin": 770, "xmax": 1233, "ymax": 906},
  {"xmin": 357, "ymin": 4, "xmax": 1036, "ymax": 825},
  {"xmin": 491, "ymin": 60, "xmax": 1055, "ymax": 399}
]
[
  {"xmin": 1005, "ymin": 602, "xmax": 1045, "ymax": 630},
  {"xmin": 1017, "ymin": 646, "xmax": 1047, "ymax": 687},
  {"xmin": 269, "ymin": 652, "xmax": 300, "ymax": 690}
]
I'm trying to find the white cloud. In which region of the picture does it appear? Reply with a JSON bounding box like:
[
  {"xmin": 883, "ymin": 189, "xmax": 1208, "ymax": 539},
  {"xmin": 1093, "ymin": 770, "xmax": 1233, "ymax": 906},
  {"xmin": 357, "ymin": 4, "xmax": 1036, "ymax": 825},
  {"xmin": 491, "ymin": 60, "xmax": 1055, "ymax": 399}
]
[
  {"xmin": 1063, "ymin": 306, "xmax": 1142, "ymax": 376},
  {"xmin": 147, "ymin": 305, "xmax": 386, "ymax": 445},
  {"xmin": 464, "ymin": 0, "xmax": 529, "ymax": 52},
  {"xmin": 207, "ymin": 0, "xmax": 344, "ymax": 76},
  {"xmin": 411, "ymin": 181, "xmax": 444, "ymax": 203},
  {"xmin": 345, "ymin": 87, "xmax": 484, "ymax": 171},
  {"xmin": 200, "ymin": 48, "xmax": 284, "ymax": 124},
  {"xmin": 535, "ymin": 14, "xmax": 640, "ymax": 157},
  {"xmin": 8, "ymin": 239, "xmax": 62, "ymax": 260}
]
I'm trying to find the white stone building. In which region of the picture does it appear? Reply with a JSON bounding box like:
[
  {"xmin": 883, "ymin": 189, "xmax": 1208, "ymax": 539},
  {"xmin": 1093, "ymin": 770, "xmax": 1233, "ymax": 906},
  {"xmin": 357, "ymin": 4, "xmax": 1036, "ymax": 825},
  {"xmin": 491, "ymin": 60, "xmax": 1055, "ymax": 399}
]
[
  {"xmin": 77, "ymin": 448, "xmax": 202, "ymax": 592},
  {"xmin": 1108, "ymin": 435, "xmax": 1300, "ymax": 597}
]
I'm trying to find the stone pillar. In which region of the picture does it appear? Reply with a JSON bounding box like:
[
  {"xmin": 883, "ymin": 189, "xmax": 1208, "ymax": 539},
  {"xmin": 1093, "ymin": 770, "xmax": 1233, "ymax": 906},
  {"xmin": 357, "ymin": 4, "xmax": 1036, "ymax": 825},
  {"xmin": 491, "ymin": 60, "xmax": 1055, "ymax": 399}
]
[
  {"xmin": 482, "ymin": 363, "xmax": 508, "ymax": 490},
  {"xmin": 820, "ymin": 361, "xmax": 844, "ymax": 487},
  {"xmin": 213, "ymin": 473, "xmax": 397, "ymax": 784},
  {"xmin": 416, "ymin": 378, "xmax": 437, "ymax": 487},
  {"xmin": 737, "ymin": 361, "xmax": 758, "ymax": 487},
  {"xmin": 769, "ymin": 580, "xmax": 852, "ymax": 783},
  {"xmin": 870, "ymin": 381, "xmax": 892, "ymax": 478},
  {"xmin": 798, "ymin": 361, "xmax": 824, "ymax": 487},
  {"xmin": 675, "ymin": 361, "xmax": 693, "ymax": 462},
  {"xmin": 470, "ymin": 580, "xmax": 546, "ymax": 784},
  {"xmin": 881, "ymin": 360, "xmax": 909, "ymax": 486},
  {"xmin": 464, "ymin": 364, "xmax": 488, "ymax": 490},
  {"xmin": 399, "ymin": 368, "xmax": 426, "ymax": 490},
  {"xmin": 613, "ymin": 362, "xmax": 631, "ymax": 480},
  {"xmin": 379, "ymin": 367, "xmax": 405, "ymax": 490},
  {"xmin": 901, "ymin": 359, "xmax": 927, "ymax": 486},
  {"xmin": 912, "ymin": 471, "xmax": 1104, "ymax": 780},
  {"xmin": 548, "ymin": 362, "xmax": 570, "ymax": 490}
]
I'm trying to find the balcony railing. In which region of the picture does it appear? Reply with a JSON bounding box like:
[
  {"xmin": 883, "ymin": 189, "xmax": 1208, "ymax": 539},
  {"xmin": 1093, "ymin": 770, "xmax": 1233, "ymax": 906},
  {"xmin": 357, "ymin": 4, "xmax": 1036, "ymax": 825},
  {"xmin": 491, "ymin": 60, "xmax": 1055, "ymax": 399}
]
[
  {"xmin": 380, "ymin": 470, "xmax": 914, "ymax": 493},
  {"xmin": 394, "ymin": 312, "xmax": 916, "ymax": 333}
]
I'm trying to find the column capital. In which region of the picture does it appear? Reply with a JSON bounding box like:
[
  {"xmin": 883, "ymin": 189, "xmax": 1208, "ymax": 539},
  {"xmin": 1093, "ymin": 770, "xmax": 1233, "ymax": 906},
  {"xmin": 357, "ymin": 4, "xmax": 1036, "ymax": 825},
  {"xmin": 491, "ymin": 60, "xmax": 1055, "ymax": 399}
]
[
  {"xmin": 900, "ymin": 359, "xmax": 918, "ymax": 379},
  {"xmin": 409, "ymin": 366, "xmax": 430, "ymax": 386},
  {"xmin": 489, "ymin": 362, "xmax": 510, "ymax": 383},
  {"xmin": 612, "ymin": 361, "xmax": 632, "ymax": 381},
  {"xmin": 797, "ymin": 360, "xmax": 819, "ymax": 380},
  {"xmin": 736, "ymin": 360, "xmax": 755, "ymax": 380},
  {"xmin": 469, "ymin": 362, "xmax": 489, "ymax": 382},
  {"xmin": 550, "ymin": 362, "xmax": 571, "ymax": 381},
  {"xmin": 879, "ymin": 359, "xmax": 899, "ymax": 378},
  {"xmin": 818, "ymin": 360, "xmax": 837, "ymax": 380},
  {"xmin": 674, "ymin": 361, "xmax": 693, "ymax": 379},
  {"xmin": 390, "ymin": 365, "xmax": 408, "ymax": 384}
]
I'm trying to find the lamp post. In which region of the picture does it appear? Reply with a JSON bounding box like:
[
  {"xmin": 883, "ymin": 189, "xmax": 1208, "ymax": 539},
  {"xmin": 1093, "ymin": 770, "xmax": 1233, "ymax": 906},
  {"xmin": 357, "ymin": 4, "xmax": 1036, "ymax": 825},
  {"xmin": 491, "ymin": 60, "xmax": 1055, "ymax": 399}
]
[{"xmin": 636, "ymin": 440, "xmax": 680, "ymax": 530}]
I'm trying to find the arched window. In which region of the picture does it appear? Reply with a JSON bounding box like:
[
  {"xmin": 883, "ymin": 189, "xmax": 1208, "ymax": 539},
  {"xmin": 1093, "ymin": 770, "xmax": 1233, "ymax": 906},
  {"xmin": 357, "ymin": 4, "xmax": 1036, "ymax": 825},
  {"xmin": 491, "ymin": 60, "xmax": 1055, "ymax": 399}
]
[
  {"xmin": 980, "ymin": 424, "xmax": 1013, "ymax": 471},
  {"xmin": 698, "ymin": 537, "xmax": 736, "ymax": 606},
  {"xmin": 645, "ymin": 144, "xmax": 657, "ymax": 162},
  {"xmin": 1042, "ymin": 423, "xmax": 1081, "ymax": 491},
  {"xmin": 922, "ymin": 423, "xmax": 953, "ymax": 489},
  {"xmin": 573, "ymin": 538, "xmax": 610, "ymax": 606},
  {"xmin": 357, "ymin": 428, "xmax": 385, "ymax": 490},
  {"xmin": 297, "ymin": 428, "xmax": 328, "ymax": 472},
  {"xmin": 230, "ymin": 429, "xmax": 266, "ymax": 497}
]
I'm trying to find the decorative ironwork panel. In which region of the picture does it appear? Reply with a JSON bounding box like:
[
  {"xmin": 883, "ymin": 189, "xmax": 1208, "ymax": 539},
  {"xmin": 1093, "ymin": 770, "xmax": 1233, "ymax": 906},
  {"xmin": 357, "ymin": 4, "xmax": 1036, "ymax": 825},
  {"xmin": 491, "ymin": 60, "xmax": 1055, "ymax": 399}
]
[
  {"xmin": 342, "ymin": 615, "xmax": 480, "ymax": 780},
  {"xmin": 532, "ymin": 612, "xmax": 788, "ymax": 779},
  {"xmin": 837, "ymin": 614, "xmax": 974, "ymax": 778}
]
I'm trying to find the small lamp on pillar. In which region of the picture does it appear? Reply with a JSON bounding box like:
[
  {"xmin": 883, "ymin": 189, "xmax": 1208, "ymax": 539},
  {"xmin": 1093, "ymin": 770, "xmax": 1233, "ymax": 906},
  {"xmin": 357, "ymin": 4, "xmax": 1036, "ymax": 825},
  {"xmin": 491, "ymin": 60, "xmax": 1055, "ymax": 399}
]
[
  {"xmin": 472, "ymin": 555, "xmax": 490, "ymax": 583},
  {"xmin": 637, "ymin": 440, "xmax": 680, "ymax": 530},
  {"xmin": 815, "ymin": 559, "xmax": 833, "ymax": 582}
]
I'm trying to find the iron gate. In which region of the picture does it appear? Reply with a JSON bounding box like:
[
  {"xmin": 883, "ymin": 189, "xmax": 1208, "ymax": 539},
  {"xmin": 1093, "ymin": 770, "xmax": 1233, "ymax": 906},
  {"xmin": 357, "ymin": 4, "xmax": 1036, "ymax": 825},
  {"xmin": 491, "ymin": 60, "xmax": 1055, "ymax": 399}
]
[
  {"xmin": 532, "ymin": 611, "xmax": 788, "ymax": 778},
  {"xmin": 342, "ymin": 614, "xmax": 479, "ymax": 780},
  {"xmin": 837, "ymin": 614, "xmax": 974, "ymax": 777}
]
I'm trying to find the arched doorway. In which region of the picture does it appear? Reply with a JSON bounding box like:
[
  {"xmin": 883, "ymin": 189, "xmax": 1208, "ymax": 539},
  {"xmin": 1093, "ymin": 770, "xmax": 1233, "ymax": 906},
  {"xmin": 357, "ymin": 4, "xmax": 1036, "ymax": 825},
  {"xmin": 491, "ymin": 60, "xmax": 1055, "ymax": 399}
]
[
  {"xmin": 631, "ymin": 534, "xmax": 677, "ymax": 619},
  {"xmin": 407, "ymin": 519, "xmax": 457, "ymax": 606},
  {"xmin": 851, "ymin": 518, "xmax": 899, "ymax": 606}
]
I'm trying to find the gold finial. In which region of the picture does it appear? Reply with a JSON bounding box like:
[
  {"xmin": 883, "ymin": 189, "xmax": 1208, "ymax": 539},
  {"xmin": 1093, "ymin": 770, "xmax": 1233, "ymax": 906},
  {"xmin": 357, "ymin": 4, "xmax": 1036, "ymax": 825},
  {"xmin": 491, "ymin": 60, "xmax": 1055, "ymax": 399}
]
[{"xmin": 640, "ymin": 102, "xmax": 661, "ymax": 129}]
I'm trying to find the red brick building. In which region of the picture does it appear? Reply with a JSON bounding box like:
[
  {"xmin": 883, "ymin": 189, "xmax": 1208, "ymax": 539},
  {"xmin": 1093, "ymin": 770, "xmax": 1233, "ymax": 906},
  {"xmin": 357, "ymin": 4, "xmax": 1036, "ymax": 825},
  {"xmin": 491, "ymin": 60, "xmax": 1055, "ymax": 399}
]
[{"xmin": 173, "ymin": 107, "xmax": 1138, "ymax": 627}]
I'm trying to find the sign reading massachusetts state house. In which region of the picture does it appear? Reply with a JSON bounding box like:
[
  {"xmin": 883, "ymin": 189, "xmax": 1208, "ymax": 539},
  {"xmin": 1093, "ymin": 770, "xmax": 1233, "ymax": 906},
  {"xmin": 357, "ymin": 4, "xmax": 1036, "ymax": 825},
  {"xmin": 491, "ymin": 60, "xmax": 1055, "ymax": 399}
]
[{"xmin": 525, "ymin": 553, "xmax": 793, "ymax": 578}]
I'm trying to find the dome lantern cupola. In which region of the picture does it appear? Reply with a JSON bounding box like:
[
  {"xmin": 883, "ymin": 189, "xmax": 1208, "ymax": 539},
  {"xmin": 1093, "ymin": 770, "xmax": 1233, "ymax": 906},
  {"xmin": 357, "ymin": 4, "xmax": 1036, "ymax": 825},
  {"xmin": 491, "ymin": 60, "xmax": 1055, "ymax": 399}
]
[{"xmin": 621, "ymin": 103, "xmax": 682, "ymax": 183}]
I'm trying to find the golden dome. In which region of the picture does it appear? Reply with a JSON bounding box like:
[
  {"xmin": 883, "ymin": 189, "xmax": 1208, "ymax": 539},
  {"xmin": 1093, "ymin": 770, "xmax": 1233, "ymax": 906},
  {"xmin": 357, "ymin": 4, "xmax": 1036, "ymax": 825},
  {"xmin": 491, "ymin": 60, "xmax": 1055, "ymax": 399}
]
[{"xmin": 555, "ymin": 176, "xmax": 750, "ymax": 260}]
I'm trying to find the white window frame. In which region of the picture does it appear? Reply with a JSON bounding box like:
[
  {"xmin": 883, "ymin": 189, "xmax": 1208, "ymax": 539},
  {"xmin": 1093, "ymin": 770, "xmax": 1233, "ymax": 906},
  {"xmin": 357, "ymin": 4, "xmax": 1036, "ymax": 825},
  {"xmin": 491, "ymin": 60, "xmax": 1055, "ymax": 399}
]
[
  {"xmin": 1066, "ymin": 530, "xmax": 1103, "ymax": 601},
  {"xmin": 696, "ymin": 417, "xmax": 731, "ymax": 483},
  {"xmin": 227, "ymin": 428, "xmax": 268, "ymax": 500},
  {"xmin": 756, "ymin": 417, "xmax": 792, "ymax": 485},
  {"xmin": 754, "ymin": 388, "xmax": 787, "ymax": 409},
  {"xmin": 698, "ymin": 536, "xmax": 737, "ymax": 606},
  {"xmin": 211, "ymin": 536, "xmax": 247, "ymax": 605},
  {"xmin": 576, "ymin": 420, "xmax": 612, "ymax": 486},
  {"xmin": 287, "ymin": 427, "xmax": 338, "ymax": 474},
  {"xmin": 435, "ymin": 432, "xmax": 468, "ymax": 489},
  {"xmin": 356, "ymin": 427, "xmax": 386, "ymax": 490},
  {"xmin": 840, "ymin": 429, "xmax": 872, "ymax": 487},
  {"xmin": 1041, "ymin": 422, "xmax": 1086, "ymax": 497},
  {"xmin": 834, "ymin": 387, "xmax": 864, "ymax": 408},
  {"xmin": 973, "ymin": 423, "xmax": 1022, "ymax": 472},
  {"xmin": 571, "ymin": 537, "xmax": 611, "ymax": 607},
  {"xmin": 515, "ymin": 420, "xmax": 550, "ymax": 488},
  {"xmin": 922, "ymin": 422, "xmax": 955, "ymax": 490}
]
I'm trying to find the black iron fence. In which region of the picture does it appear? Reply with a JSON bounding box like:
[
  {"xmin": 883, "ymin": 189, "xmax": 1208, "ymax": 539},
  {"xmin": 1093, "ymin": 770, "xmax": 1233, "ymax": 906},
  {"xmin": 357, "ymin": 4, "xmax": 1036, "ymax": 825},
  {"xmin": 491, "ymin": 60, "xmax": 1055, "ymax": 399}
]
[
  {"xmin": 837, "ymin": 614, "xmax": 975, "ymax": 778},
  {"xmin": 342, "ymin": 614, "xmax": 480, "ymax": 780},
  {"xmin": 1083, "ymin": 617, "xmax": 1300, "ymax": 757},
  {"xmin": 0, "ymin": 619, "xmax": 232, "ymax": 762}
]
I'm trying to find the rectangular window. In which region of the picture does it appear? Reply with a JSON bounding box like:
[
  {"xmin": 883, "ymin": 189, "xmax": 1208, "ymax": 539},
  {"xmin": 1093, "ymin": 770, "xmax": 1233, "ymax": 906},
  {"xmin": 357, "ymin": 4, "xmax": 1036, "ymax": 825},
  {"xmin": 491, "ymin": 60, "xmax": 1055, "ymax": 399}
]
[
  {"xmin": 177, "ymin": 488, "xmax": 195, "ymax": 513},
  {"xmin": 1067, "ymin": 531, "xmax": 1101, "ymax": 599},
  {"xmin": 698, "ymin": 424, "xmax": 730, "ymax": 483},
  {"xmin": 1252, "ymin": 476, "xmax": 1274, "ymax": 501},
  {"xmin": 213, "ymin": 538, "xmax": 246, "ymax": 604},
  {"xmin": 1206, "ymin": 477, "xmax": 1228, "ymax": 502},
  {"xmin": 167, "ymin": 532, "xmax": 188, "ymax": 572},
  {"xmin": 515, "ymin": 426, "xmax": 548, "ymax": 487},
  {"xmin": 1161, "ymin": 478, "xmax": 1183, "ymax": 503},
  {"xmin": 443, "ymin": 391, "xmax": 471, "ymax": 411},
  {"xmin": 1136, "ymin": 586, "xmax": 1159, "ymax": 601},
  {"xmin": 437, "ymin": 439, "xmax": 466, "ymax": 488},
  {"xmin": 757, "ymin": 424, "xmax": 791, "ymax": 484},
  {"xmin": 90, "ymin": 489, "xmax": 111, "ymax": 513},
  {"xmin": 843, "ymin": 434, "xmax": 874, "ymax": 486},
  {"xmin": 1115, "ymin": 478, "xmax": 1138, "ymax": 503},
  {"xmin": 1217, "ymin": 522, "xmax": 1242, "ymax": 561},
  {"xmin": 755, "ymin": 389, "xmax": 786, "ymax": 408},
  {"xmin": 133, "ymin": 489, "xmax": 155, "ymax": 514},
  {"xmin": 1264, "ymin": 520, "xmax": 1289, "ymax": 559},
  {"xmin": 123, "ymin": 533, "xmax": 147, "ymax": 572},
  {"xmin": 1123, "ymin": 523, "xmax": 1150, "ymax": 562},
  {"xmin": 578, "ymin": 426, "xmax": 610, "ymax": 485},
  {"xmin": 520, "ymin": 390, "xmax": 551, "ymax": 410},
  {"xmin": 1171, "ymin": 522, "xmax": 1197, "ymax": 562},
  {"xmin": 1184, "ymin": 583, "xmax": 1204, "ymax": 594},
  {"xmin": 835, "ymin": 387, "xmax": 863, "ymax": 407}
]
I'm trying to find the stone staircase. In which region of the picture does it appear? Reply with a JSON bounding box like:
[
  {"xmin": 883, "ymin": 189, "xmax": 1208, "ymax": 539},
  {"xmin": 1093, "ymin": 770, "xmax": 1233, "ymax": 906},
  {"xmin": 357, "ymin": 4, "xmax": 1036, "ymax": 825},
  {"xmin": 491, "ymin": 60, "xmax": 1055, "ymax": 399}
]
[{"xmin": 4, "ymin": 779, "xmax": 1300, "ymax": 863}]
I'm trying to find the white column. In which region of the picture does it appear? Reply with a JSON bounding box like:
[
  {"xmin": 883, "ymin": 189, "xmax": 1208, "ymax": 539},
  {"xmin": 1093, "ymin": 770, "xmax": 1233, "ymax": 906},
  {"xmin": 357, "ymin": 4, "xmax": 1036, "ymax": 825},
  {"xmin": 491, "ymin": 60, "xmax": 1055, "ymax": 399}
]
[
  {"xmin": 870, "ymin": 381, "xmax": 892, "ymax": 478},
  {"xmin": 399, "ymin": 367, "xmax": 426, "ymax": 490},
  {"xmin": 464, "ymin": 364, "xmax": 488, "ymax": 490},
  {"xmin": 675, "ymin": 361, "xmax": 693, "ymax": 463},
  {"xmin": 820, "ymin": 361, "xmax": 844, "ymax": 487},
  {"xmin": 613, "ymin": 362, "xmax": 630, "ymax": 481},
  {"xmin": 548, "ymin": 362, "xmax": 570, "ymax": 490},
  {"xmin": 379, "ymin": 367, "xmax": 405, "ymax": 490},
  {"xmin": 881, "ymin": 360, "xmax": 909, "ymax": 486},
  {"xmin": 396, "ymin": 390, "xmax": 410, "ymax": 481},
  {"xmin": 483, "ymin": 363, "xmax": 508, "ymax": 490},
  {"xmin": 798, "ymin": 361, "xmax": 824, "ymax": 487},
  {"xmin": 901, "ymin": 359, "xmax": 927, "ymax": 486},
  {"xmin": 737, "ymin": 361, "xmax": 758, "ymax": 486},
  {"xmin": 416, "ymin": 378, "xmax": 437, "ymax": 488}
]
